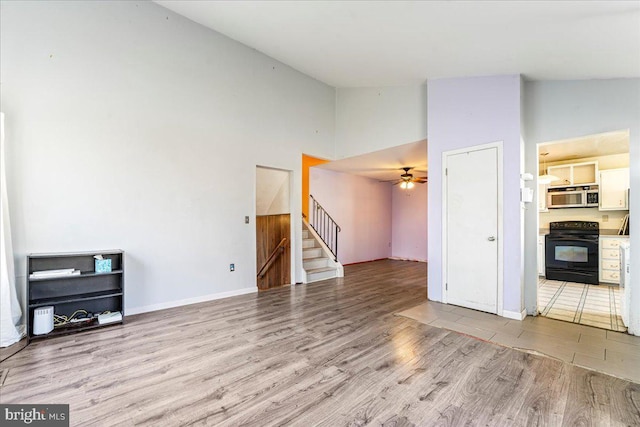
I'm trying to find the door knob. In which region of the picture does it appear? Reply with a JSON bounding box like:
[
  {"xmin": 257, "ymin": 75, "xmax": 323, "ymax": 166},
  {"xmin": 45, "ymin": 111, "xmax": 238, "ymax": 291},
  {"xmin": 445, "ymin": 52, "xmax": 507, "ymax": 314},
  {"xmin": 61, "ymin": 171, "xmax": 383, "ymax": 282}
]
[{"xmin": 488, "ymin": 236, "xmax": 496, "ymax": 241}]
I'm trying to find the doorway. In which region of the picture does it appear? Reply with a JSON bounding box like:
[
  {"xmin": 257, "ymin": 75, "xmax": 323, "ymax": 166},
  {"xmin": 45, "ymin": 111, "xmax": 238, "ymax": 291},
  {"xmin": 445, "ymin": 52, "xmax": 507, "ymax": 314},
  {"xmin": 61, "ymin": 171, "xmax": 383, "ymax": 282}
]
[
  {"xmin": 536, "ymin": 130, "xmax": 630, "ymax": 332},
  {"xmin": 256, "ymin": 166, "xmax": 292, "ymax": 290},
  {"xmin": 443, "ymin": 142, "xmax": 503, "ymax": 314}
]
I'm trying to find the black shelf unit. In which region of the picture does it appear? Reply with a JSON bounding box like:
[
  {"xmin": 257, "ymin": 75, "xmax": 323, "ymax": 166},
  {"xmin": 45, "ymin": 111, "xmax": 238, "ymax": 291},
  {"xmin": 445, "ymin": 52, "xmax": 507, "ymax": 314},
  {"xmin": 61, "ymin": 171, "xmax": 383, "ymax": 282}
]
[{"xmin": 27, "ymin": 250, "xmax": 125, "ymax": 340}]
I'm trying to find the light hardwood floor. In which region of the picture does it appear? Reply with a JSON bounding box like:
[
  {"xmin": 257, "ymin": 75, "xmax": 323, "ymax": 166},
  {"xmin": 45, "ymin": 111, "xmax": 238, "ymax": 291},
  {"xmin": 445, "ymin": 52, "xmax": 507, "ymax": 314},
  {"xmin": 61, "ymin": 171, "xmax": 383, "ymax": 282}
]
[
  {"xmin": 398, "ymin": 300, "xmax": 640, "ymax": 383},
  {"xmin": 1, "ymin": 260, "xmax": 639, "ymax": 426}
]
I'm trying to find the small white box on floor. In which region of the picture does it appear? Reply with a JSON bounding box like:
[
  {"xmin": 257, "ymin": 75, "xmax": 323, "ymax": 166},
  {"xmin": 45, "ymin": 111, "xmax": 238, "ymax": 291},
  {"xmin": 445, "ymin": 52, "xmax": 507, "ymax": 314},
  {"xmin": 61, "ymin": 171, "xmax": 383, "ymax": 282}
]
[
  {"xmin": 98, "ymin": 311, "xmax": 122, "ymax": 325},
  {"xmin": 33, "ymin": 306, "xmax": 54, "ymax": 335}
]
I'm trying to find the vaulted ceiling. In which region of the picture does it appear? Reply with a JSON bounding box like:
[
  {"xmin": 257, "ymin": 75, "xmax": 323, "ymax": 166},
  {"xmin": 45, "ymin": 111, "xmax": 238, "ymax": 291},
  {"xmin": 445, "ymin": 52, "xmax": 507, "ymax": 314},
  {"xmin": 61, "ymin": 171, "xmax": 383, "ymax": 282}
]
[
  {"xmin": 156, "ymin": 1, "xmax": 640, "ymax": 88},
  {"xmin": 155, "ymin": 1, "xmax": 639, "ymax": 180}
]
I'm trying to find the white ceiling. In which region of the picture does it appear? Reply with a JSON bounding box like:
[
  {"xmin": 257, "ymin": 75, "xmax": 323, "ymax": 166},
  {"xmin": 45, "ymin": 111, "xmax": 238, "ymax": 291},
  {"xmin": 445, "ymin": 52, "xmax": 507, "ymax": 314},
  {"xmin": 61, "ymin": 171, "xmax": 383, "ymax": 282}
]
[
  {"xmin": 155, "ymin": 1, "xmax": 637, "ymax": 181},
  {"xmin": 156, "ymin": 1, "xmax": 640, "ymax": 88},
  {"xmin": 316, "ymin": 140, "xmax": 427, "ymax": 182},
  {"xmin": 539, "ymin": 130, "xmax": 630, "ymax": 163}
]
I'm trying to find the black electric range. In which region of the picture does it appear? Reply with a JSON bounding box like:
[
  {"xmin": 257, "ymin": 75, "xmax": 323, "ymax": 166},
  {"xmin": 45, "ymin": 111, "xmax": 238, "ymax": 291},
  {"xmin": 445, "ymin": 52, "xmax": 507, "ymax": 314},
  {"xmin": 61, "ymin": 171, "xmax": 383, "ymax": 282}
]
[{"xmin": 545, "ymin": 221, "xmax": 599, "ymax": 285}]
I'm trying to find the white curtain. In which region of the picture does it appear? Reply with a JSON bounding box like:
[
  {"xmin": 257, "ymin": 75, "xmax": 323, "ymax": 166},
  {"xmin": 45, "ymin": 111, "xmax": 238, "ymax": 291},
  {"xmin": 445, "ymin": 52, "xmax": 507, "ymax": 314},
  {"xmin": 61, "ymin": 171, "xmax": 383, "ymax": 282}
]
[{"xmin": 1, "ymin": 112, "xmax": 22, "ymax": 347}]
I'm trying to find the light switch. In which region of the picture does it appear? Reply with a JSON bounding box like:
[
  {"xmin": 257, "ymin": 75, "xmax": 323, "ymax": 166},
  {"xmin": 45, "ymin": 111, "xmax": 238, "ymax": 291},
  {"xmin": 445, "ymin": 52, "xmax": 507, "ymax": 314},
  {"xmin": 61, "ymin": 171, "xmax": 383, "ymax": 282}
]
[{"xmin": 245, "ymin": 216, "xmax": 250, "ymax": 224}]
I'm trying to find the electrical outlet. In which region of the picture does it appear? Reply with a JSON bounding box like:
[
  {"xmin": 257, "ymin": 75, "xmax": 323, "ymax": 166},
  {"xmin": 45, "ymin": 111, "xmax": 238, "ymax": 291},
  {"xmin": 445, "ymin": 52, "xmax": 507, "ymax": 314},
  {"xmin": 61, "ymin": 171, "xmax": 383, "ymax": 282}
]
[
  {"xmin": 602, "ymin": 215, "xmax": 609, "ymax": 222},
  {"xmin": 230, "ymin": 263, "xmax": 235, "ymax": 272}
]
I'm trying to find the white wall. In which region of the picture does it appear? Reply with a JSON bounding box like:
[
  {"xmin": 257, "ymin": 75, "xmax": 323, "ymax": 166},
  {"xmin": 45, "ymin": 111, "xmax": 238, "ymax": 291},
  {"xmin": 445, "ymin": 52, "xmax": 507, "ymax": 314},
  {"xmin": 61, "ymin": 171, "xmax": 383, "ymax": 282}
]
[
  {"xmin": 391, "ymin": 184, "xmax": 427, "ymax": 261},
  {"xmin": 335, "ymin": 85, "xmax": 427, "ymax": 159},
  {"xmin": 427, "ymin": 75, "xmax": 524, "ymax": 315},
  {"xmin": 0, "ymin": 1, "xmax": 335, "ymax": 314},
  {"xmin": 309, "ymin": 168, "xmax": 391, "ymax": 264},
  {"xmin": 522, "ymin": 79, "xmax": 640, "ymax": 331}
]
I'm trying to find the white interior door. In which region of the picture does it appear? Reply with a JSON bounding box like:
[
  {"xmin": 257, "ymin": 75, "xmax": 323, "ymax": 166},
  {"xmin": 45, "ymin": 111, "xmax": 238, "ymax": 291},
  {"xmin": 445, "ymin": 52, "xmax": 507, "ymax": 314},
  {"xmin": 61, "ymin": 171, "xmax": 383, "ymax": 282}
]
[{"xmin": 444, "ymin": 144, "xmax": 501, "ymax": 314}]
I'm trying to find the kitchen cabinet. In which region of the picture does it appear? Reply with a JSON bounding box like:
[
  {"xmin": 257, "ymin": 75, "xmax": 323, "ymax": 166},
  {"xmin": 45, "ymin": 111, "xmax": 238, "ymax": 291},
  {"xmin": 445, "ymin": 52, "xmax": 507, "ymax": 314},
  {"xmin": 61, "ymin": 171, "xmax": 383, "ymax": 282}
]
[
  {"xmin": 538, "ymin": 183, "xmax": 548, "ymax": 212},
  {"xmin": 599, "ymin": 236, "xmax": 628, "ymax": 284},
  {"xmin": 548, "ymin": 161, "xmax": 598, "ymax": 188},
  {"xmin": 538, "ymin": 235, "xmax": 545, "ymax": 276},
  {"xmin": 599, "ymin": 168, "xmax": 629, "ymax": 211}
]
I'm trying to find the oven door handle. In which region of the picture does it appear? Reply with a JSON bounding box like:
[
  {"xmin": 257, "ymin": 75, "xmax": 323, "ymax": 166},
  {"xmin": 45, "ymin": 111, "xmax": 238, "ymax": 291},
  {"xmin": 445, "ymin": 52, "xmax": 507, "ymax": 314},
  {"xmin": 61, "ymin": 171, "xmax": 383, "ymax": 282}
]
[{"xmin": 548, "ymin": 236, "xmax": 598, "ymax": 243}]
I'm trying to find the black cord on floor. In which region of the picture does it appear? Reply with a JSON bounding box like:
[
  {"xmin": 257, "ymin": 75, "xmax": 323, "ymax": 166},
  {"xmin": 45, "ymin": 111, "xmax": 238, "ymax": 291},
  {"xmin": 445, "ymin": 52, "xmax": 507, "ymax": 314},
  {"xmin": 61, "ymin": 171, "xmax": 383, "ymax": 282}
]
[{"xmin": 0, "ymin": 338, "xmax": 29, "ymax": 363}]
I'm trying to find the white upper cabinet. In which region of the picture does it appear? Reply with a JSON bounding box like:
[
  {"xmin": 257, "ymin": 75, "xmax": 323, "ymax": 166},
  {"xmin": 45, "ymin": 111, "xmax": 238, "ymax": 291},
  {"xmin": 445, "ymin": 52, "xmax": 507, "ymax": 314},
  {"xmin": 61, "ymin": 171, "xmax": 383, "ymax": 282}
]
[
  {"xmin": 599, "ymin": 168, "xmax": 630, "ymax": 211},
  {"xmin": 547, "ymin": 161, "xmax": 598, "ymax": 188}
]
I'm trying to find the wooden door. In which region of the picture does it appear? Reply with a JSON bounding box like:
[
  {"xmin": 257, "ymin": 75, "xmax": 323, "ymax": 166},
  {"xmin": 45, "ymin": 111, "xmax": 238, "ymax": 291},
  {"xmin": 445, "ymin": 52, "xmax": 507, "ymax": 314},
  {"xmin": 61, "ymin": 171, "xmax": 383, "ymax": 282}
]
[
  {"xmin": 445, "ymin": 145, "xmax": 500, "ymax": 314},
  {"xmin": 256, "ymin": 214, "xmax": 290, "ymax": 290}
]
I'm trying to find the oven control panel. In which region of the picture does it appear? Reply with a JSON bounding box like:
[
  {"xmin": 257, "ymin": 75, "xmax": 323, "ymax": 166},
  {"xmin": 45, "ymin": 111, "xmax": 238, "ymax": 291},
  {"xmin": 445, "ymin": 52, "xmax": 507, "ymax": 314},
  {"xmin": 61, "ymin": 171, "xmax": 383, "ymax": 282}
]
[{"xmin": 550, "ymin": 221, "xmax": 599, "ymax": 232}]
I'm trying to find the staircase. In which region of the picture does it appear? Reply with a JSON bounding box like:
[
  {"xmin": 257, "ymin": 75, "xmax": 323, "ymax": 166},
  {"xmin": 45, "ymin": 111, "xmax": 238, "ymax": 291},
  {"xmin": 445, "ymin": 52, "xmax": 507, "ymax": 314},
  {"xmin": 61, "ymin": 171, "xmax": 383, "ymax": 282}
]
[{"xmin": 302, "ymin": 224, "xmax": 343, "ymax": 283}]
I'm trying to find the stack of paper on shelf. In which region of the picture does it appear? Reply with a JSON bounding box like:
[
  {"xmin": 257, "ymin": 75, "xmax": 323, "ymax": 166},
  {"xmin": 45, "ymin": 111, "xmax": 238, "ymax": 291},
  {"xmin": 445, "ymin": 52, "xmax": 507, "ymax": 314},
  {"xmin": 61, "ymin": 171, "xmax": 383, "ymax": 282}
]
[{"xmin": 29, "ymin": 268, "xmax": 81, "ymax": 279}]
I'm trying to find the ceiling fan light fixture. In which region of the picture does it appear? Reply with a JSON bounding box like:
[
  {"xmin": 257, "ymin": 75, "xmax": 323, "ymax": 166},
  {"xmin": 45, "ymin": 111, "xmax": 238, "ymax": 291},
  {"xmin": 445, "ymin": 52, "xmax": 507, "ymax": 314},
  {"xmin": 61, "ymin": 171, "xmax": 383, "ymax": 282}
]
[{"xmin": 400, "ymin": 181, "xmax": 414, "ymax": 189}]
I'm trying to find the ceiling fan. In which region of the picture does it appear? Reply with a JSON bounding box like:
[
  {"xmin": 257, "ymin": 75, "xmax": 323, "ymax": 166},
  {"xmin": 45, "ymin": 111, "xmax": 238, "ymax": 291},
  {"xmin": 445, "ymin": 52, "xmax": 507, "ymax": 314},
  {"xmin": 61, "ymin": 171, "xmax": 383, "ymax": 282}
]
[{"xmin": 387, "ymin": 167, "xmax": 427, "ymax": 189}]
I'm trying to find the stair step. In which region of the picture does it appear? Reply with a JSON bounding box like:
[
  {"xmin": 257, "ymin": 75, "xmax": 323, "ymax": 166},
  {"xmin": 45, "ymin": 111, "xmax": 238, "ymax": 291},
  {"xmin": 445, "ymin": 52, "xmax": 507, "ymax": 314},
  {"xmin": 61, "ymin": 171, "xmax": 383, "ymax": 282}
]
[
  {"xmin": 306, "ymin": 266, "xmax": 335, "ymax": 274},
  {"xmin": 302, "ymin": 238, "xmax": 316, "ymax": 249},
  {"xmin": 303, "ymin": 257, "xmax": 329, "ymax": 270},
  {"xmin": 303, "ymin": 247, "xmax": 322, "ymax": 259},
  {"xmin": 302, "ymin": 230, "xmax": 309, "ymax": 239},
  {"xmin": 307, "ymin": 267, "xmax": 337, "ymax": 283}
]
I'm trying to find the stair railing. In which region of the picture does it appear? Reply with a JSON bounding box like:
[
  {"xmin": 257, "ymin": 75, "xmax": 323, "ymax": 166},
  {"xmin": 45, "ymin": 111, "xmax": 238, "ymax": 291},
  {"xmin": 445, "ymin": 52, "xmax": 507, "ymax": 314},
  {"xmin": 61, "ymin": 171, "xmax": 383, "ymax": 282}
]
[
  {"xmin": 257, "ymin": 237, "xmax": 287, "ymax": 279},
  {"xmin": 309, "ymin": 195, "xmax": 341, "ymax": 261}
]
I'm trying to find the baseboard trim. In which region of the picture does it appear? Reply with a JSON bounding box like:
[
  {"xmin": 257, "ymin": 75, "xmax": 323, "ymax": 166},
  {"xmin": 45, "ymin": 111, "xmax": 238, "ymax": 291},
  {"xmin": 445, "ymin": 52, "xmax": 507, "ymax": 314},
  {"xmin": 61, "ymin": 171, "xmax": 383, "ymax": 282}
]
[
  {"xmin": 388, "ymin": 257, "xmax": 427, "ymax": 263},
  {"xmin": 127, "ymin": 287, "xmax": 257, "ymax": 316},
  {"xmin": 342, "ymin": 258, "xmax": 389, "ymax": 266},
  {"xmin": 503, "ymin": 308, "xmax": 527, "ymax": 321}
]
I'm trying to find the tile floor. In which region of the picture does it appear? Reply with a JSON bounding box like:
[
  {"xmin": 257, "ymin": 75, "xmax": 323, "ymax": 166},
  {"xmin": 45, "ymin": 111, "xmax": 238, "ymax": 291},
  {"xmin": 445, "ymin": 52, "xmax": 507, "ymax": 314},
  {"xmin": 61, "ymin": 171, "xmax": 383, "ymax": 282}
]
[
  {"xmin": 538, "ymin": 278, "xmax": 626, "ymax": 332},
  {"xmin": 397, "ymin": 301, "xmax": 640, "ymax": 384}
]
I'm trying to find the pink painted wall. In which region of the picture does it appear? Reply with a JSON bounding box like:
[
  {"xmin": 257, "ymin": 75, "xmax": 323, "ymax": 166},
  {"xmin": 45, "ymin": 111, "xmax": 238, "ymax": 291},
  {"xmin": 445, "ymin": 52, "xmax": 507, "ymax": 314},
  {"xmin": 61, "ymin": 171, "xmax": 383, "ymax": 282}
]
[
  {"xmin": 391, "ymin": 183, "xmax": 427, "ymax": 261},
  {"xmin": 309, "ymin": 168, "xmax": 392, "ymax": 264}
]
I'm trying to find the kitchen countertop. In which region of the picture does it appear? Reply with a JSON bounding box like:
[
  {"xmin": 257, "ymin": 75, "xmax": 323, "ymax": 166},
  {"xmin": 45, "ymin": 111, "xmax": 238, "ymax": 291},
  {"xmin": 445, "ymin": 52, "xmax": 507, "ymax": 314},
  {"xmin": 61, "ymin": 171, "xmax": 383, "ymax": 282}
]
[{"xmin": 600, "ymin": 229, "xmax": 629, "ymax": 236}]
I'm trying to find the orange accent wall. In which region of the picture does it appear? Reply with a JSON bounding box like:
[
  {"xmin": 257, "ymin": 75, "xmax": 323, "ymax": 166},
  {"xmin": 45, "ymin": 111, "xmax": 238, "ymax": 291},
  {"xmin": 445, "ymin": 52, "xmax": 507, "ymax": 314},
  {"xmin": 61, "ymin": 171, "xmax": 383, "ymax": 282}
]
[{"xmin": 302, "ymin": 154, "xmax": 329, "ymax": 220}]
